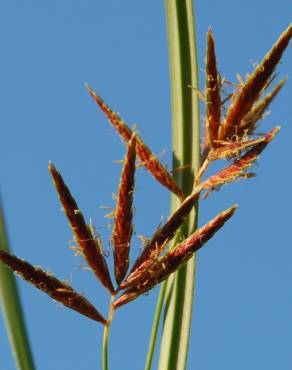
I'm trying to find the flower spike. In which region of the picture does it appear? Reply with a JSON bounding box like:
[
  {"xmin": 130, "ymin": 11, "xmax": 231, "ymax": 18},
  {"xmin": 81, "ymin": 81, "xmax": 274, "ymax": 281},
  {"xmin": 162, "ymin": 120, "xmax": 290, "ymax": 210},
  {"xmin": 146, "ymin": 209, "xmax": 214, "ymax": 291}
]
[
  {"xmin": 49, "ymin": 162, "xmax": 115, "ymax": 293},
  {"xmin": 113, "ymin": 134, "xmax": 136, "ymax": 284},
  {"xmin": 238, "ymin": 78, "xmax": 286, "ymax": 135},
  {"xmin": 207, "ymin": 135, "xmax": 269, "ymax": 161},
  {"xmin": 115, "ymin": 205, "xmax": 237, "ymax": 308},
  {"xmin": 218, "ymin": 24, "xmax": 292, "ymax": 141},
  {"xmin": 201, "ymin": 127, "xmax": 280, "ymax": 197},
  {"xmin": 0, "ymin": 250, "xmax": 107, "ymax": 324},
  {"xmin": 205, "ymin": 28, "xmax": 221, "ymax": 149},
  {"xmin": 85, "ymin": 84, "xmax": 185, "ymax": 201},
  {"xmin": 122, "ymin": 189, "xmax": 201, "ymax": 289}
]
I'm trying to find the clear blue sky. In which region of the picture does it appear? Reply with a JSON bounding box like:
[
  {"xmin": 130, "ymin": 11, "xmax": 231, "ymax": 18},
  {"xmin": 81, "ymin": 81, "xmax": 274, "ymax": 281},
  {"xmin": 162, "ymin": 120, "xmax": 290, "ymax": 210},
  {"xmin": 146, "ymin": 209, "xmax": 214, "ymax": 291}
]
[{"xmin": 0, "ymin": 1, "xmax": 291, "ymax": 369}]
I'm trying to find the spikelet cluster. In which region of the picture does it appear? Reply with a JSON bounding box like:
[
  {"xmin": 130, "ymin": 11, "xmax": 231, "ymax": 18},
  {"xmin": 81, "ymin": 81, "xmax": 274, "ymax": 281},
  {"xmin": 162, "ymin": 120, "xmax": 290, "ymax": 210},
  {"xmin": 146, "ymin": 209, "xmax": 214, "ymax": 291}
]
[{"xmin": 0, "ymin": 25, "xmax": 290, "ymax": 323}]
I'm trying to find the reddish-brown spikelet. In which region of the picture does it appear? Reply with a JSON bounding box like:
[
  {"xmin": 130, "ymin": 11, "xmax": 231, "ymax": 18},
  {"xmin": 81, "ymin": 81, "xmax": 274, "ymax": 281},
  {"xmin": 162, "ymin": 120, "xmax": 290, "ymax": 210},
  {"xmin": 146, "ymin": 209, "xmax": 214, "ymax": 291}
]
[
  {"xmin": 202, "ymin": 127, "xmax": 280, "ymax": 196},
  {"xmin": 0, "ymin": 250, "xmax": 107, "ymax": 324},
  {"xmin": 205, "ymin": 28, "xmax": 221, "ymax": 148},
  {"xmin": 134, "ymin": 136, "xmax": 184, "ymax": 201},
  {"xmin": 122, "ymin": 188, "xmax": 201, "ymax": 289},
  {"xmin": 85, "ymin": 84, "xmax": 133, "ymax": 142},
  {"xmin": 208, "ymin": 135, "xmax": 268, "ymax": 161},
  {"xmin": 218, "ymin": 24, "xmax": 292, "ymax": 141},
  {"xmin": 85, "ymin": 84, "xmax": 185, "ymax": 201},
  {"xmin": 48, "ymin": 162, "xmax": 115, "ymax": 293},
  {"xmin": 238, "ymin": 78, "xmax": 286, "ymax": 135},
  {"xmin": 114, "ymin": 205, "xmax": 237, "ymax": 308},
  {"xmin": 113, "ymin": 134, "xmax": 136, "ymax": 284},
  {"xmin": 119, "ymin": 239, "xmax": 169, "ymax": 290}
]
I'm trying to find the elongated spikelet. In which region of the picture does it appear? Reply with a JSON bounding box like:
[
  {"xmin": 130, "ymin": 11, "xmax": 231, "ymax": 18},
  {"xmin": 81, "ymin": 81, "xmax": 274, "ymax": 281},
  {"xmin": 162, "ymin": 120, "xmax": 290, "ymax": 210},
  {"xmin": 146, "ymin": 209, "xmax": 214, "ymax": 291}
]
[
  {"xmin": 202, "ymin": 127, "xmax": 280, "ymax": 196},
  {"xmin": 119, "ymin": 239, "xmax": 169, "ymax": 290},
  {"xmin": 238, "ymin": 78, "xmax": 286, "ymax": 135},
  {"xmin": 49, "ymin": 162, "xmax": 115, "ymax": 293},
  {"xmin": 0, "ymin": 250, "xmax": 107, "ymax": 324},
  {"xmin": 114, "ymin": 205, "xmax": 237, "ymax": 308},
  {"xmin": 205, "ymin": 28, "xmax": 221, "ymax": 148},
  {"xmin": 208, "ymin": 135, "xmax": 268, "ymax": 161},
  {"xmin": 135, "ymin": 137, "xmax": 184, "ymax": 200},
  {"xmin": 122, "ymin": 188, "xmax": 201, "ymax": 289},
  {"xmin": 85, "ymin": 84, "xmax": 184, "ymax": 201},
  {"xmin": 113, "ymin": 135, "xmax": 136, "ymax": 284},
  {"xmin": 219, "ymin": 24, "xmax": 292, "ymax": 141},
  {"xmin": 85, "ymin": 84, "xmax": 133, "ymax": 142}
]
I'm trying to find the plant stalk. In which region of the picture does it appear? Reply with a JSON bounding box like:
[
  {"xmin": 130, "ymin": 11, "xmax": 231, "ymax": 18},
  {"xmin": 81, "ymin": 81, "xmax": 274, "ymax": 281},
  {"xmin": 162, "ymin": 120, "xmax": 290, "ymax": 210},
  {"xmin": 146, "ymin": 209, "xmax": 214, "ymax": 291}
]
[
  {"xmin": 102, "ymin": 295, "xmax": 115, "ymax": 370},
  {"xmin": 144, "ymin": 280, "xmax": 167, "ymax": 370},
  {"xmin": 145, "ymin": 1, "xmax": 200, "ymax": 369}
]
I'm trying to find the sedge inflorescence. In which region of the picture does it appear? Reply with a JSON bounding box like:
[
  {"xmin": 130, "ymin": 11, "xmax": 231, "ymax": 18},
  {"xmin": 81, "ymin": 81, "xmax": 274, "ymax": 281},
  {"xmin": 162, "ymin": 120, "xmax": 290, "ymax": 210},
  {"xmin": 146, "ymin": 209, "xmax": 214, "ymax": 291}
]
[{"xmin": 0, "ymin": 25, "xmax": 291, "ymax": 324}]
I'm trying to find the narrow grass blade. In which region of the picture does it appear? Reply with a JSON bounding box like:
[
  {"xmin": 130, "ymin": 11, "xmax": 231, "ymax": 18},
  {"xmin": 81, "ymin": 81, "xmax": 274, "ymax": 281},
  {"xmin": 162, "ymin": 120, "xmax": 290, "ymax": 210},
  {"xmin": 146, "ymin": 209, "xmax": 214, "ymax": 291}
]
[
  {"xmin": 144, "ymin": 1, "xmax": 201, "ymax": 370},
  {"xmin": 157, "ymin": 0, "xmax": 200, "ymax": 368},
  {"xmin": 0, "ymin": 201, "xmax": 36, "ymax": 370}
]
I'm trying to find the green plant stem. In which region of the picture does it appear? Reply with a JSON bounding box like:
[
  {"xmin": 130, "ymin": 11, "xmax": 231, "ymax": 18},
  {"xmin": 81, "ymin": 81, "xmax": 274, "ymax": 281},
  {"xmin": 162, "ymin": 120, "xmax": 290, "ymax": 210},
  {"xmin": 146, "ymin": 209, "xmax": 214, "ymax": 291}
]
[
  {"xmin": 0, "ymin": 200, "xmax": 36, "ymax": 370},
  {"xmin": 102, "ymin": 295, "xmax": 115, "ymax": 370},
  {"xmin": 145, "ymin": 1, "xmax": 200, "ymax": 369},
  {"xmin": 144, "ymin": 280, "xmax": 167, "ymax": 370}
]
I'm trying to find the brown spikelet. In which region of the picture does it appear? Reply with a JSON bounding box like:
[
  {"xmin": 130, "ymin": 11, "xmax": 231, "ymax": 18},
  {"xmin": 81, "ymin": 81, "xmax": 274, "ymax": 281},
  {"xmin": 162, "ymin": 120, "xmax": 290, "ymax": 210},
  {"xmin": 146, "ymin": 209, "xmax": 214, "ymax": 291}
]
[
  {"xmin": 134, "ymin": 137, "xmax": 184, "ymax": 200},
  {"xmin": 201, "ymin": 122, "xmax": 211, "ymax": 162},
  {"xmin": 208, "ymin": 135, "xmax": 268, "ymax": 161},
  {"xmin": 85, "ymin": 84, "xmax": 184, "ymax": 201},
  {"xmin": 218, "ymin": 24, "xmax": 292, "ymax": 141},
  {"xmin": 205, "ymin": 28, "xmax": 221, "ymax": 148},
  {"xmin": 202, "ymin": 127, "xmax": 280, "ymax": 196},
  {"xmin": 113, "ymin": 134, "xmax": 136, "ymax": 284},
  {"xmin": 238, "ymin": 78, "xmax": 286, "ymax": 135},
  {"xmin": 114, "ymin": 205, "xmax": 237, "ymax": 308},
  {"xmin": 0, "ymin": 250, "xmax": 107, "ymax": 324},
  {"xmin": 85, "ymin": 84, "xmax": 133, "ymax": 142},
  {"xmin": 119, "ymin": 239, "xmax": 169, "ymax": 290},
  {"xmin": 121, "ymin": 188, "xmax": 201, "ymax": 289},
  {"xmin": 48, "ymin": 162, "xmax": 115, "ymax": 293}
]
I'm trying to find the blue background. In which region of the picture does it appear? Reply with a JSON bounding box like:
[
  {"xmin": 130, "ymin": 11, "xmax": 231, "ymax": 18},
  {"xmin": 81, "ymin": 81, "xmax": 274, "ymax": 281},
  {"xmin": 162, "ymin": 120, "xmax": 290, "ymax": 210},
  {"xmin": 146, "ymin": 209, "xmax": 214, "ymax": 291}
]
[{"xmin": 0, "ymin": 1, "xmax": 291, "ymax": 369}]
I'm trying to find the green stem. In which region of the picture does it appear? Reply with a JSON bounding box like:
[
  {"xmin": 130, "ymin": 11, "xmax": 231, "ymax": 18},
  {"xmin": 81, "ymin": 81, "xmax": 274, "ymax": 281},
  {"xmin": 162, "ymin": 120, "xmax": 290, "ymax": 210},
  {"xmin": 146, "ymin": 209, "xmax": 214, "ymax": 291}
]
[
  {"xmin": 145, "ymin": 1, "xmax": 200, "ymax": 369},
  {"xmin": 102, "ymin": 295, "xmax": 115, "ymax": 370},
  {"xmin": 144, "ymin": 280, "xmax": 167, "ymax": 370},
  {"xmin": 0, "ymin": 200, "xmax": 36, "ymax": 370}
]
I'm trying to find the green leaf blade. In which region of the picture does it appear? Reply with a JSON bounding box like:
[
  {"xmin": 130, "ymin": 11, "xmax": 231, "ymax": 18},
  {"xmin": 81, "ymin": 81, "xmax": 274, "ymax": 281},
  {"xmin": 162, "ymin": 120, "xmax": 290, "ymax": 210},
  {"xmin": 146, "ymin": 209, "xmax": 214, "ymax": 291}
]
[{"xmin": 0, "ymin": 201, "xmax": 36, "ymax": 370}]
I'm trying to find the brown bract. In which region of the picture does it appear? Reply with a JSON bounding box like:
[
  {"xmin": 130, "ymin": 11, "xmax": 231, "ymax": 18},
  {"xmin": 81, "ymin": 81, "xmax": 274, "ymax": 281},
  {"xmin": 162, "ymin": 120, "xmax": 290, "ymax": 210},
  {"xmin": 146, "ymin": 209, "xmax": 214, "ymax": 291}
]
[
  {"xmin": 49, "ymin": 162, "xmax": 115, "ymax": 293},
  {"xmin": 113, "ymin": 134, "xmax": 136, "ymax": 284},
  {"xmin": 114, "ymin": 205, "xmax": 237, "ymax": 308},
  {"xmin": 0, "ymin": 250, "xmax": 106, "ymax": 324},
  {"xmin": 85, "ymin": 84, "xmax": 185, "ymax": 201}
]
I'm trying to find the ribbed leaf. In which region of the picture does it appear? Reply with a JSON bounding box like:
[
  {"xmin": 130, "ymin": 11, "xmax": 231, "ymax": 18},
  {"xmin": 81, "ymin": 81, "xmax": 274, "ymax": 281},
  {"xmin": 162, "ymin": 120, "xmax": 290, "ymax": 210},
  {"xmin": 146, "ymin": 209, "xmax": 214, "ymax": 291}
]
[{"xmin": 0, "ymin": 200, "xmax": 35, "ymax": 370}]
